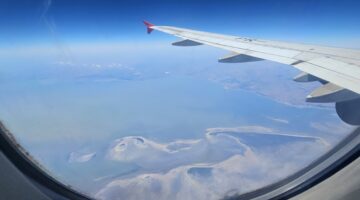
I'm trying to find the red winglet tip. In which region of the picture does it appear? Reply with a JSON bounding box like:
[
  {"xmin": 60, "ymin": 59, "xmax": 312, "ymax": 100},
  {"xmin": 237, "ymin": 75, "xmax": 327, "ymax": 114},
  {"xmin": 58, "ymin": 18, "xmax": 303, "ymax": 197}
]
[{"xmin": 143, "ymin": 20, "xmax": 154, "ymax": 34}]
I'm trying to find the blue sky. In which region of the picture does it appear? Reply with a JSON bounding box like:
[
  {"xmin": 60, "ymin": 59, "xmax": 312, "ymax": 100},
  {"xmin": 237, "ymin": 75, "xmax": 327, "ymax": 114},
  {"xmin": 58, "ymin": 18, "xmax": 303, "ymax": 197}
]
[{"xmin": 1, "ymin": 0, "xmax": 360, "ymax": 47}]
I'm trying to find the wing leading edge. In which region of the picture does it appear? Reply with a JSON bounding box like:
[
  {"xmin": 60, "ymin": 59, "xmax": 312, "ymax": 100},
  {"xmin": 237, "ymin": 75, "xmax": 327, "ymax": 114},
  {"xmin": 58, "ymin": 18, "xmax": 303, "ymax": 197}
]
[{"xmin": 143, "ymin": 21, "xmax": 360, "ymax": 125}]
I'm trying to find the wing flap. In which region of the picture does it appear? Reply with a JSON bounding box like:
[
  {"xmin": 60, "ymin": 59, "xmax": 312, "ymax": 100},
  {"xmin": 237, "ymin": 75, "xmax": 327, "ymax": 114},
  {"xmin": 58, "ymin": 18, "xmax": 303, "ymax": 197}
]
[
  {"xmin": 293, "ymin": 72, "xmax": 321, "ymax": 82},
  {"xmin": 293, "ymin": 58, "xmax": 360, "ymax": 94},
  {"xmin": 306, "ymin": 83, "xmax": 359, "ymax": 103}
]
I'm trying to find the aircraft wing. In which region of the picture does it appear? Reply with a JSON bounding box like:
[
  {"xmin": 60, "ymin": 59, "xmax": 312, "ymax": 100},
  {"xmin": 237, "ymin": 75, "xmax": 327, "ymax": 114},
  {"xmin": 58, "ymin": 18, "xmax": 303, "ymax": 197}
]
[{"xmin": 143, "ymin": 21, "xmax": 360, "ymax": 125}]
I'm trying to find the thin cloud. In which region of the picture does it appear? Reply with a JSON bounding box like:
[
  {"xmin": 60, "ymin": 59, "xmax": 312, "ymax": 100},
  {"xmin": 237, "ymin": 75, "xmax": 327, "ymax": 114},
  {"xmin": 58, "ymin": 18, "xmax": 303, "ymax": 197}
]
[
  {"xmin": 265, "ymin": 116, "xmax": 290, "ymax": 124},
  {"xmin": 68, "ymin": 152, "xmax": 96, "ymax": 163}
]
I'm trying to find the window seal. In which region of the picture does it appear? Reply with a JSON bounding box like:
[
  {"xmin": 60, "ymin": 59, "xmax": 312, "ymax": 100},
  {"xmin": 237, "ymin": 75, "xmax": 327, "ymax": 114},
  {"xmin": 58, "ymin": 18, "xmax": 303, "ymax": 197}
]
[{"xmin": 0, "ymin": 122, "xmax": 92, "ymax": 200}]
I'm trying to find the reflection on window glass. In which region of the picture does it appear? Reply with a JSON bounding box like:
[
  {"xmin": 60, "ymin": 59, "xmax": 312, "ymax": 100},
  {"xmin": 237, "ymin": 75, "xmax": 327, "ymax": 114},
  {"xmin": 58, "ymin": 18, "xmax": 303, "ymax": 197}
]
[{"xmin": 0, "ymin": 0, "xmax": 358, "ymax": 199}]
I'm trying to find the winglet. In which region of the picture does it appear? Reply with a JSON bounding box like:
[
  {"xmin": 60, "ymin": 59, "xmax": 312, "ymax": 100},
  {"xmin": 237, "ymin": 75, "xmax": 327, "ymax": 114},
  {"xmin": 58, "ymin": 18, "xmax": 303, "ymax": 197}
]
[{"xmin": 143, "ymin": 20, "xmax": 154, "ymax": 34}]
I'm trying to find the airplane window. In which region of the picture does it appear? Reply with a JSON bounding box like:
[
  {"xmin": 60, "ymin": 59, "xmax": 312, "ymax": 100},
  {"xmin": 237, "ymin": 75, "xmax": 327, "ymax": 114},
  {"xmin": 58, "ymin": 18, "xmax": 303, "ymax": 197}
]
[{"xmin": 0, "ymin": 0, "xmax": 359, "ymax": 199}]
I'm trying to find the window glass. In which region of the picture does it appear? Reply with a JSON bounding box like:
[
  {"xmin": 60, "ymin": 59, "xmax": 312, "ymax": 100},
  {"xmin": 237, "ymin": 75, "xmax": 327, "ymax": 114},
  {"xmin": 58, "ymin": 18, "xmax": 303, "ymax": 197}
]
[{"xmin": 0, "ymin": 0, "xmax": 358, "ymax": 199}]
